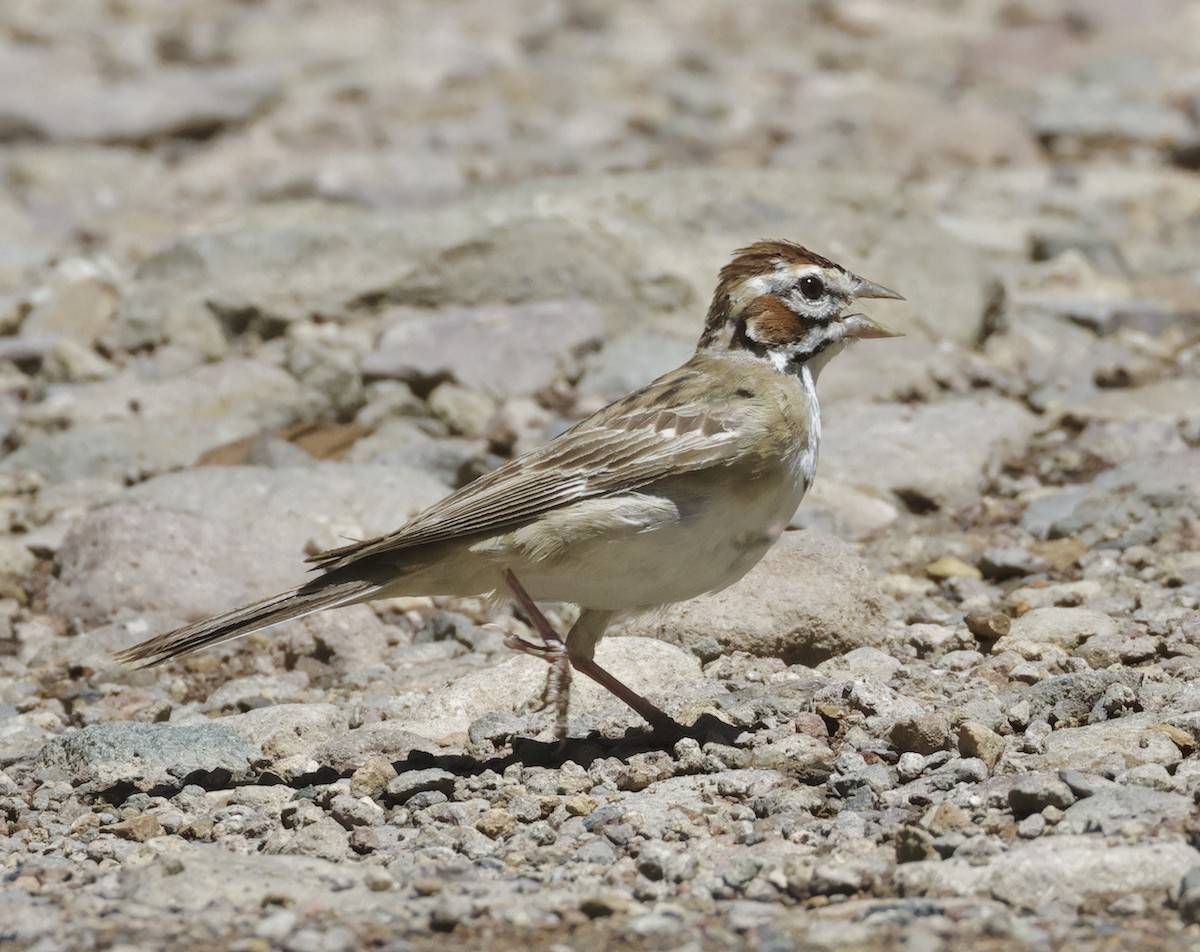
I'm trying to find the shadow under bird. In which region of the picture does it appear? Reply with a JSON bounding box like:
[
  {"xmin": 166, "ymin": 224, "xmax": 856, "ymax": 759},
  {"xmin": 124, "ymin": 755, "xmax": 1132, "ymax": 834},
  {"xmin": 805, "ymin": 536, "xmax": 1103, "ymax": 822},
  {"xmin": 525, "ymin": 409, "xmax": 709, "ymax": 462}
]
[{"xmin": 116, "ymin": 240, "xmax": 904, "ymax": 738}]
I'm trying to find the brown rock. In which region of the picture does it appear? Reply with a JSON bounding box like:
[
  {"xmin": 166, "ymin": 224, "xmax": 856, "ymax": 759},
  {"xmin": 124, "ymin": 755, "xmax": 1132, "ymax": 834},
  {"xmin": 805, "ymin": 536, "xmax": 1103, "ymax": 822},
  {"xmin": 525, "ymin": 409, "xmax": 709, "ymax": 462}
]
[
  {"xmin": 925, "ymin": 555, "xmax": 982, "ymax": 581},
  {"xmin": 350, "ymin": 756, "xmax": 399, "ymax": 799},
  {"xmin": 957, "ymin": 720, "xmax": 1006, "ymax": 769},
  {"xmin": 109, "ymin": 815, "xmax": 164, "ymax": 842},
  {"xmin": 965, "ymin": 611, "xmax": 1011, "ymax": 643},
  {"xmin": 475, "ymin": 808, "xmax": 516, "ymax": 839},
  {"xmin": 889, "ymin": 712, "xmax": 952, "ymax": 755}
]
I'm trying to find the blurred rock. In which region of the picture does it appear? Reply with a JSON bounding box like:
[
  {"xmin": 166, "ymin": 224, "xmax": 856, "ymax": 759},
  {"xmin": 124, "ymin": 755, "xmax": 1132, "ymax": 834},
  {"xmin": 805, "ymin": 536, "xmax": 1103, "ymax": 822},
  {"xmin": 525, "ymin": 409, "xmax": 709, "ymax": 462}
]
[
  {"xmin": 822, "ymin": 396, "xmax": 1038, "ymax": 512},
  {"xmin": 365, "ymin": 300, "xmax": 607, "ymax": 398},
  {"xmin": 0, "ymin": 59, "xmax": 281, "ymax": 145},
  {"xmin": 994, "ymin": 607, "xmax": 1120, "ymax": 656},
  {"xmin": 33, "ymin": 722, "xmax": 260, "ymax": 789},
  {"xmin": 47, "ymin": 503, "xmax": 299, "ymax": 626},
  {"xmin": 576, "ymin": 333, "xmax": 695, "ymax": 402},
  {"xmin": 895, "ymin": 837, "xmax": 1200, "ymax": 912},
  {"xmin": 123, "ymin": 463, "xmax": 449, "ymax": 563},
  {"xmin": 221, "ymin": 703, "xmax": 349, "ymax": 778},
  {"xmin": 621, "ymin": 531, "xmax": 885, "ymax": 665},
  {"xmin": 381, "ymin": 637, "xmax": 700, "ymax": 740}
]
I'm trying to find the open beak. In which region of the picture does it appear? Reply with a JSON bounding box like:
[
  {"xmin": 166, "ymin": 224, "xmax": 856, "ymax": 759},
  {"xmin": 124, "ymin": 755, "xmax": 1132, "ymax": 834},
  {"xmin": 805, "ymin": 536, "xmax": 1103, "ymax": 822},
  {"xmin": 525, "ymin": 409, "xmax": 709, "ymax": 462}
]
[
  {"xmin": 843, "ymin": 273, "xmax": 905, "ymax": 339},
  {"xmin": 841, "ymin": 313, "xmax": 904, "ymax": 339},
  {"xmin": 851, "ymin": 275, "xmax": 905, "ymax": 301}
]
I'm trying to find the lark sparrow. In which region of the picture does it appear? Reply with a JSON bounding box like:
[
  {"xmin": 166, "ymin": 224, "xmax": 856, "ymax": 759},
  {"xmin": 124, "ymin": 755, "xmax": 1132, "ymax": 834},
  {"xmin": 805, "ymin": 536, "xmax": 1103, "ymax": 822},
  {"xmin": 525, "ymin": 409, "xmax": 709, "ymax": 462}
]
[{"xmin": 116, "ymin": 240, "xmax": 903, "ymax": 737}]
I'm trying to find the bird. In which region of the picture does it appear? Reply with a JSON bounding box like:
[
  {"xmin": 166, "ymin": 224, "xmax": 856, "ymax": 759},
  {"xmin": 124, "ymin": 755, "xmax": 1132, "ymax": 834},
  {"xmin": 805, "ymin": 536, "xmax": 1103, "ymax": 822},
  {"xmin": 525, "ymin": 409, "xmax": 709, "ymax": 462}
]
[{"xmin": 116, "ymin": 240, "xmax": 903, "ymax": 738}]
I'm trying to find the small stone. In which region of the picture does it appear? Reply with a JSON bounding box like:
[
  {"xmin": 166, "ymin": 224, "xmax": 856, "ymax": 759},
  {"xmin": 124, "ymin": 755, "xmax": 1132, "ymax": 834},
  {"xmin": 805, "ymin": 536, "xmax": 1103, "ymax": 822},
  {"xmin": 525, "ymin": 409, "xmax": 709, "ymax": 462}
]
[
  {"xmin": 349, "ymin": 757, "xmax": 398, "ymax": 799},
  {"xmin": 925, "ymin": 556, "xmax": 982, "ymax": 581},
  {"xmin": 965, "ymin": 610, "xmax": 1011, "ymax": 642},
  {"xmin": 895, "ymin": 825, "xmax": 938, "ymax": 863},
  {"xmin": 1179, "ymin": 867, "xmax": 1200, "ymax": 925},
  {"xmin": 925, "ymin": 802, "xmax": 973, "ymax": 836},
  {"xmin": 474, "ymin": 808, "xmax": 516, "ymax": 839},
  {"xmin": 108, "ymin": 814, "xmax": 164, "ymax": 842},
  {"xmin": 637, "ymin": 843, "xmax": 671, "ymax": 881},
  {"xmin": 720, "ymin": 856, "xmax": 763, "ymax": 890},
  {"xmin": 1017, "ymin": 814, "xmax": 1046, "ymax": 839},
  {"xmin": 427, "ymin": 382, "xmax": 495, "ymax": 438},
  {"xmin": 383, "ymin": 768, "xmax": 457, "ymax": 806},
  {"xmin": 565, "ymin": 795, "xmax": 598, "ymax": 817},
  {"xmin": 364, "ymin": 867, "xmax": 393, "ymax": 892},
  {"xmin": 889, "ymin": 712, "xmax": 952, "ymax": 755},
  {"xmin": 349, "ymin": 827, "xmax": 381, "ymax": 854},
  {"xmin": 429, "ymin": 895, "xmax": 472, "ymax": 932},
  {"xmin": 328, "ymin": 794, "xmax": 384, "ymax": 829},
  {"xmin": 1008, "ymin": 774, "xmax": 1077, "ymax": 817},
  {"xmin": 579, "ymin": 892, "xmax": 630, "ymax": 918},
  {"xmin": 979, "ymin": 546, "xmax": 1048, "ymax": 581},
  {"xmin": 896, "ymin": 752, "xmax": 926, "ymax": 783},
  {"xmin": 957, "ymin": 721, "xmax": 1006, "ymax": 769}
]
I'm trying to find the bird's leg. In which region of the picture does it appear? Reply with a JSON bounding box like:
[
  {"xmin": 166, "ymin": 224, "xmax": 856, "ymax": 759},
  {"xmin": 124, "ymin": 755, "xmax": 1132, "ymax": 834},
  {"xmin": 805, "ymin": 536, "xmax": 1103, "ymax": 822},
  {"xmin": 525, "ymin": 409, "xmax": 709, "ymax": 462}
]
[
  {"xmin": 567, "ymin": 651, "xmax": 679, "ymax": 735},
  {"xmin": 566, "ymin": 608, "xmax": 679, "ymax": 732},
  {"xmin": 502, "ymin": 570, "xmax": 572, "ymax": 736},
  {"xmin": 503, "ymin": 569, "xmax": 680, "ymax": 737}
]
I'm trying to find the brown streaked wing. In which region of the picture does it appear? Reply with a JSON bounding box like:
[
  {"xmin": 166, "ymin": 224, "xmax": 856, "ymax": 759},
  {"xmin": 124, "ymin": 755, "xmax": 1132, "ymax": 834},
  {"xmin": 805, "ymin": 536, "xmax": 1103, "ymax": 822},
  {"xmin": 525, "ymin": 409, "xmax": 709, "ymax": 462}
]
[{"xmin": 308, "ymin": 380, "xmax": 751, "ymax": 572}]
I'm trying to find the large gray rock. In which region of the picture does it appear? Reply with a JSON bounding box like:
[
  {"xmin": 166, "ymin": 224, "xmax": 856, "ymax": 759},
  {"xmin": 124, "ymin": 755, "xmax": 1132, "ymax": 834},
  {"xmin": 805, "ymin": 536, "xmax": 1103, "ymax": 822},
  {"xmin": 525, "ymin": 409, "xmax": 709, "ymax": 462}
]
[
  {"xmin": 219, "ymin": 703, "xmax": 349, "ymax": 778},
  {"xmin": 110, "ymin": 168, "xmax": 984, "ymax": 381},
  {"xmin": 116, "ymin": 846, "xmax": 390, "ymax": 916},
  {"xmin": 47, "ymin": 503, "xmax": 299, "ymax": 626},
  {"xmin": 620, "ymin": 530, "xmax": 886, "ymax": 665},
  {"xmin": 895, "ymin": 836, "xmax": 1200, "ymax": 912},
  {"xmin": 1033, "ymin": 714, "xmax": 1185, "ymax": 773},
  {"xmin": 821, "ymin": 396, "xmax": 1039, "ymax": 512},
  {"xmin": 379, "ymin": 637, "xmax": 701, "ymax": 741},
  {"xmin": 993, "ymin": 607, "xmax": 1121, "ymax": 657},
  {"xmin": 1021, "ymin": 449, "xmax": 1200, "ymax": 547},
  {"xmin": 2, "ymin": 417, "xmax": 278, "ymax": 485},
  {"xmin": 310, "ymin": 723, "xmax": 438, "ymax": 773},
  {"xmin": 4, "ymin": 359, "xmax": 309, "ymax": 483},
  {"xmin": 123, "ymin": 463, "xmax": 450, "ymax": 562},
  {"xmin": 1059, "ymin": 784, "xmax": 1195, "ymax": 835},
  {"xmin": 21, "ymin": 359, "xmax": 303, "ymax": 430},
  {"xmin": 33, "ymin": 722, "xmax": 261, "ymax": 789},
  {"xmin": 364, "ymin": 300, "xmax": 607, "ymax": 398},
  {"xmin": 0, "ymin": 54, "xmax": 281, "ymax": 145},
  {"xmin": 576, "ymin": 333, "xmax": 697, "ymax": 402}
]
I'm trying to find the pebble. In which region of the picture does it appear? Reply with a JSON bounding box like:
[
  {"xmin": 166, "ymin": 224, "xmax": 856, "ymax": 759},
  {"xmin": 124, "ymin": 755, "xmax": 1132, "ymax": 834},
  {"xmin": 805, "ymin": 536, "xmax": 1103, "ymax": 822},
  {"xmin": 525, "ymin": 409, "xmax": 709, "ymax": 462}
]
[
  {"xmin": 383, "ymin": 769, "xmax": 458, "ymax": 806},
  {"xmin": 1007, "ymin": 775, "xmax": 1078, "ymax": 817},
  {"xmin": 4, "ymin": 3, "xmax": 1199, "ymax": 950}
]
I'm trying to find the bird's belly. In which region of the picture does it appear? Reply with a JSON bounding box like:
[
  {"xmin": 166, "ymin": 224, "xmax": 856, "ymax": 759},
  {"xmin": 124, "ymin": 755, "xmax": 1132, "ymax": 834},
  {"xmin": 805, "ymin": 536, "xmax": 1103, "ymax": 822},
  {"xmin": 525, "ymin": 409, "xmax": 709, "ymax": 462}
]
[{"xmin": 512, "ymin": 466, "xmax": 810, "ymax": 610}]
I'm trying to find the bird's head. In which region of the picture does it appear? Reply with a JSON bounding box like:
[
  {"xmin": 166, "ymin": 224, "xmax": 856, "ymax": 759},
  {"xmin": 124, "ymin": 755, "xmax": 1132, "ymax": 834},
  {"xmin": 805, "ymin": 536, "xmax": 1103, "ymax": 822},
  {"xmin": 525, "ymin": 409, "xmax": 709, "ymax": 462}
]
[{"xmin": 698, "ymin": 240, "xmax": 904, "ymax": 375}]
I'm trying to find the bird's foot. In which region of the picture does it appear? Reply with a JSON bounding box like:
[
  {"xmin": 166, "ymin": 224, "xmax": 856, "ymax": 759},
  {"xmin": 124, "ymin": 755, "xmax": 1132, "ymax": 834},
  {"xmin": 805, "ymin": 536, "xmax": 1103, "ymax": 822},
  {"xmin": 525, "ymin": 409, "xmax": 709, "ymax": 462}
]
[
  {"xmin": 502, "ymin": 571, "xmax": 572, "ymax": 739},
  {"xmin": 501, "ymin": 568, "xmax": 679, "ymax": 741}
]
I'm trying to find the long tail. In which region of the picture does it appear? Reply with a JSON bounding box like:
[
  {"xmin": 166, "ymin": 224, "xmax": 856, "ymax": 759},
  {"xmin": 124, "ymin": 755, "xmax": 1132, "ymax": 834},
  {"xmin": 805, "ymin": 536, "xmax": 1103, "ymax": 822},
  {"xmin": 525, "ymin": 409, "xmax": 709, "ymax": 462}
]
[{"xmin": 112, "ymin": 577, "xmax": 382, "ymax": 667}]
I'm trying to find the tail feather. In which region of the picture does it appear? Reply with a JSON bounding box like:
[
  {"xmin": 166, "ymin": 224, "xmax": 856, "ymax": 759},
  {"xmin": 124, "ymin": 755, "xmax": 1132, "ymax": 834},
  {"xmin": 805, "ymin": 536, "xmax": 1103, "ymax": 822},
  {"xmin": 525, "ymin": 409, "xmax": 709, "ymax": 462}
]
[{"xmin": 112, "ymin": 578, "xmax": 381, "ymax": 668}]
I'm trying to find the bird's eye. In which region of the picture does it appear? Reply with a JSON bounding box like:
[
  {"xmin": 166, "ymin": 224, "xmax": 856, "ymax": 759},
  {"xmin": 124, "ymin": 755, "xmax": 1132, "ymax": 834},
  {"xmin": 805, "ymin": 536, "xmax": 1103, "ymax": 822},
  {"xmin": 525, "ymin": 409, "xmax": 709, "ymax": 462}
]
[{"xmin": 798, "ymin": 275, "xmax": 825, "ymax": 301}]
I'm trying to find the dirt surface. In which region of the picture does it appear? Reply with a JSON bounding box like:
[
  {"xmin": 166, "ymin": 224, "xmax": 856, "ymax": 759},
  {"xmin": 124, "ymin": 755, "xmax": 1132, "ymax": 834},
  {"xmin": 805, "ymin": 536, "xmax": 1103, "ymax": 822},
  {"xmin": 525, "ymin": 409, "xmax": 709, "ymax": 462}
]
[{"xmin": 1, "ymin": 2, "xmax": 1199, "ymax": 950}]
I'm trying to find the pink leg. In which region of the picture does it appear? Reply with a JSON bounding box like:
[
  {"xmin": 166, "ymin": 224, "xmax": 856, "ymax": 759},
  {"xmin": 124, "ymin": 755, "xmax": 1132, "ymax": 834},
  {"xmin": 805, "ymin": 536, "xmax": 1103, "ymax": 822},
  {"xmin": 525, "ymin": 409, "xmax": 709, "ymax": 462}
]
[
  {"xmin": 501, "ymin": 571, "xmax": 572, "ymax": 737},
  {"xmin": 503, "ymin": 570, "xmax": 678, "ymax": 737}
]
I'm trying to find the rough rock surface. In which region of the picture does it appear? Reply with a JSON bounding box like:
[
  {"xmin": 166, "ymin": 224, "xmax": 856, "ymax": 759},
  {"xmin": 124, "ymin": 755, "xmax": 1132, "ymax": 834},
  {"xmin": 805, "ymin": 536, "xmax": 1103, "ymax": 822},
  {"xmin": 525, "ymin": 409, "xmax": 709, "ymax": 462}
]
[
  {"xmin": 621, "ymin": 531, "xmax": 887, "ymax": 665},
  {"xmin": 1, "ymin": 3, "xmax": 1198, "ymax": 951}
]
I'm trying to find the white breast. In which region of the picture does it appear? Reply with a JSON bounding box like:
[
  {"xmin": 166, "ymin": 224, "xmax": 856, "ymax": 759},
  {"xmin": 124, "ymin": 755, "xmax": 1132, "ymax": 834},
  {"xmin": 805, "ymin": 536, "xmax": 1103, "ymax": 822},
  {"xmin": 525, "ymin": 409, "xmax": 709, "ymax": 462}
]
[{"xmin": 504, "ymin": 384, "xmax": 820, "ymax": 611}]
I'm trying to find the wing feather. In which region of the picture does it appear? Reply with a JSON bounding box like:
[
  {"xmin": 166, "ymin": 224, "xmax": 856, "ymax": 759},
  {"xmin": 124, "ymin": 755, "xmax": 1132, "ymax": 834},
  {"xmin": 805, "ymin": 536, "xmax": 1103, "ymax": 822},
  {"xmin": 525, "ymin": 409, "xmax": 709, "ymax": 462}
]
[{"xmin": 308, "ymin": 365, "xmax": 759, "ymax": 572}]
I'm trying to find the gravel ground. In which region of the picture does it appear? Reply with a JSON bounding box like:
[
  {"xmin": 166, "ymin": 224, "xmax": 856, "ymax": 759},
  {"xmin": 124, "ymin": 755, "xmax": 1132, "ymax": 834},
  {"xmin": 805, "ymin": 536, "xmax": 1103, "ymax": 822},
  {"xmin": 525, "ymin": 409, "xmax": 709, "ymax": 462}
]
[{"xmin": 2, "ymin": 2, "xmax": 1199, "ymax": 949}]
